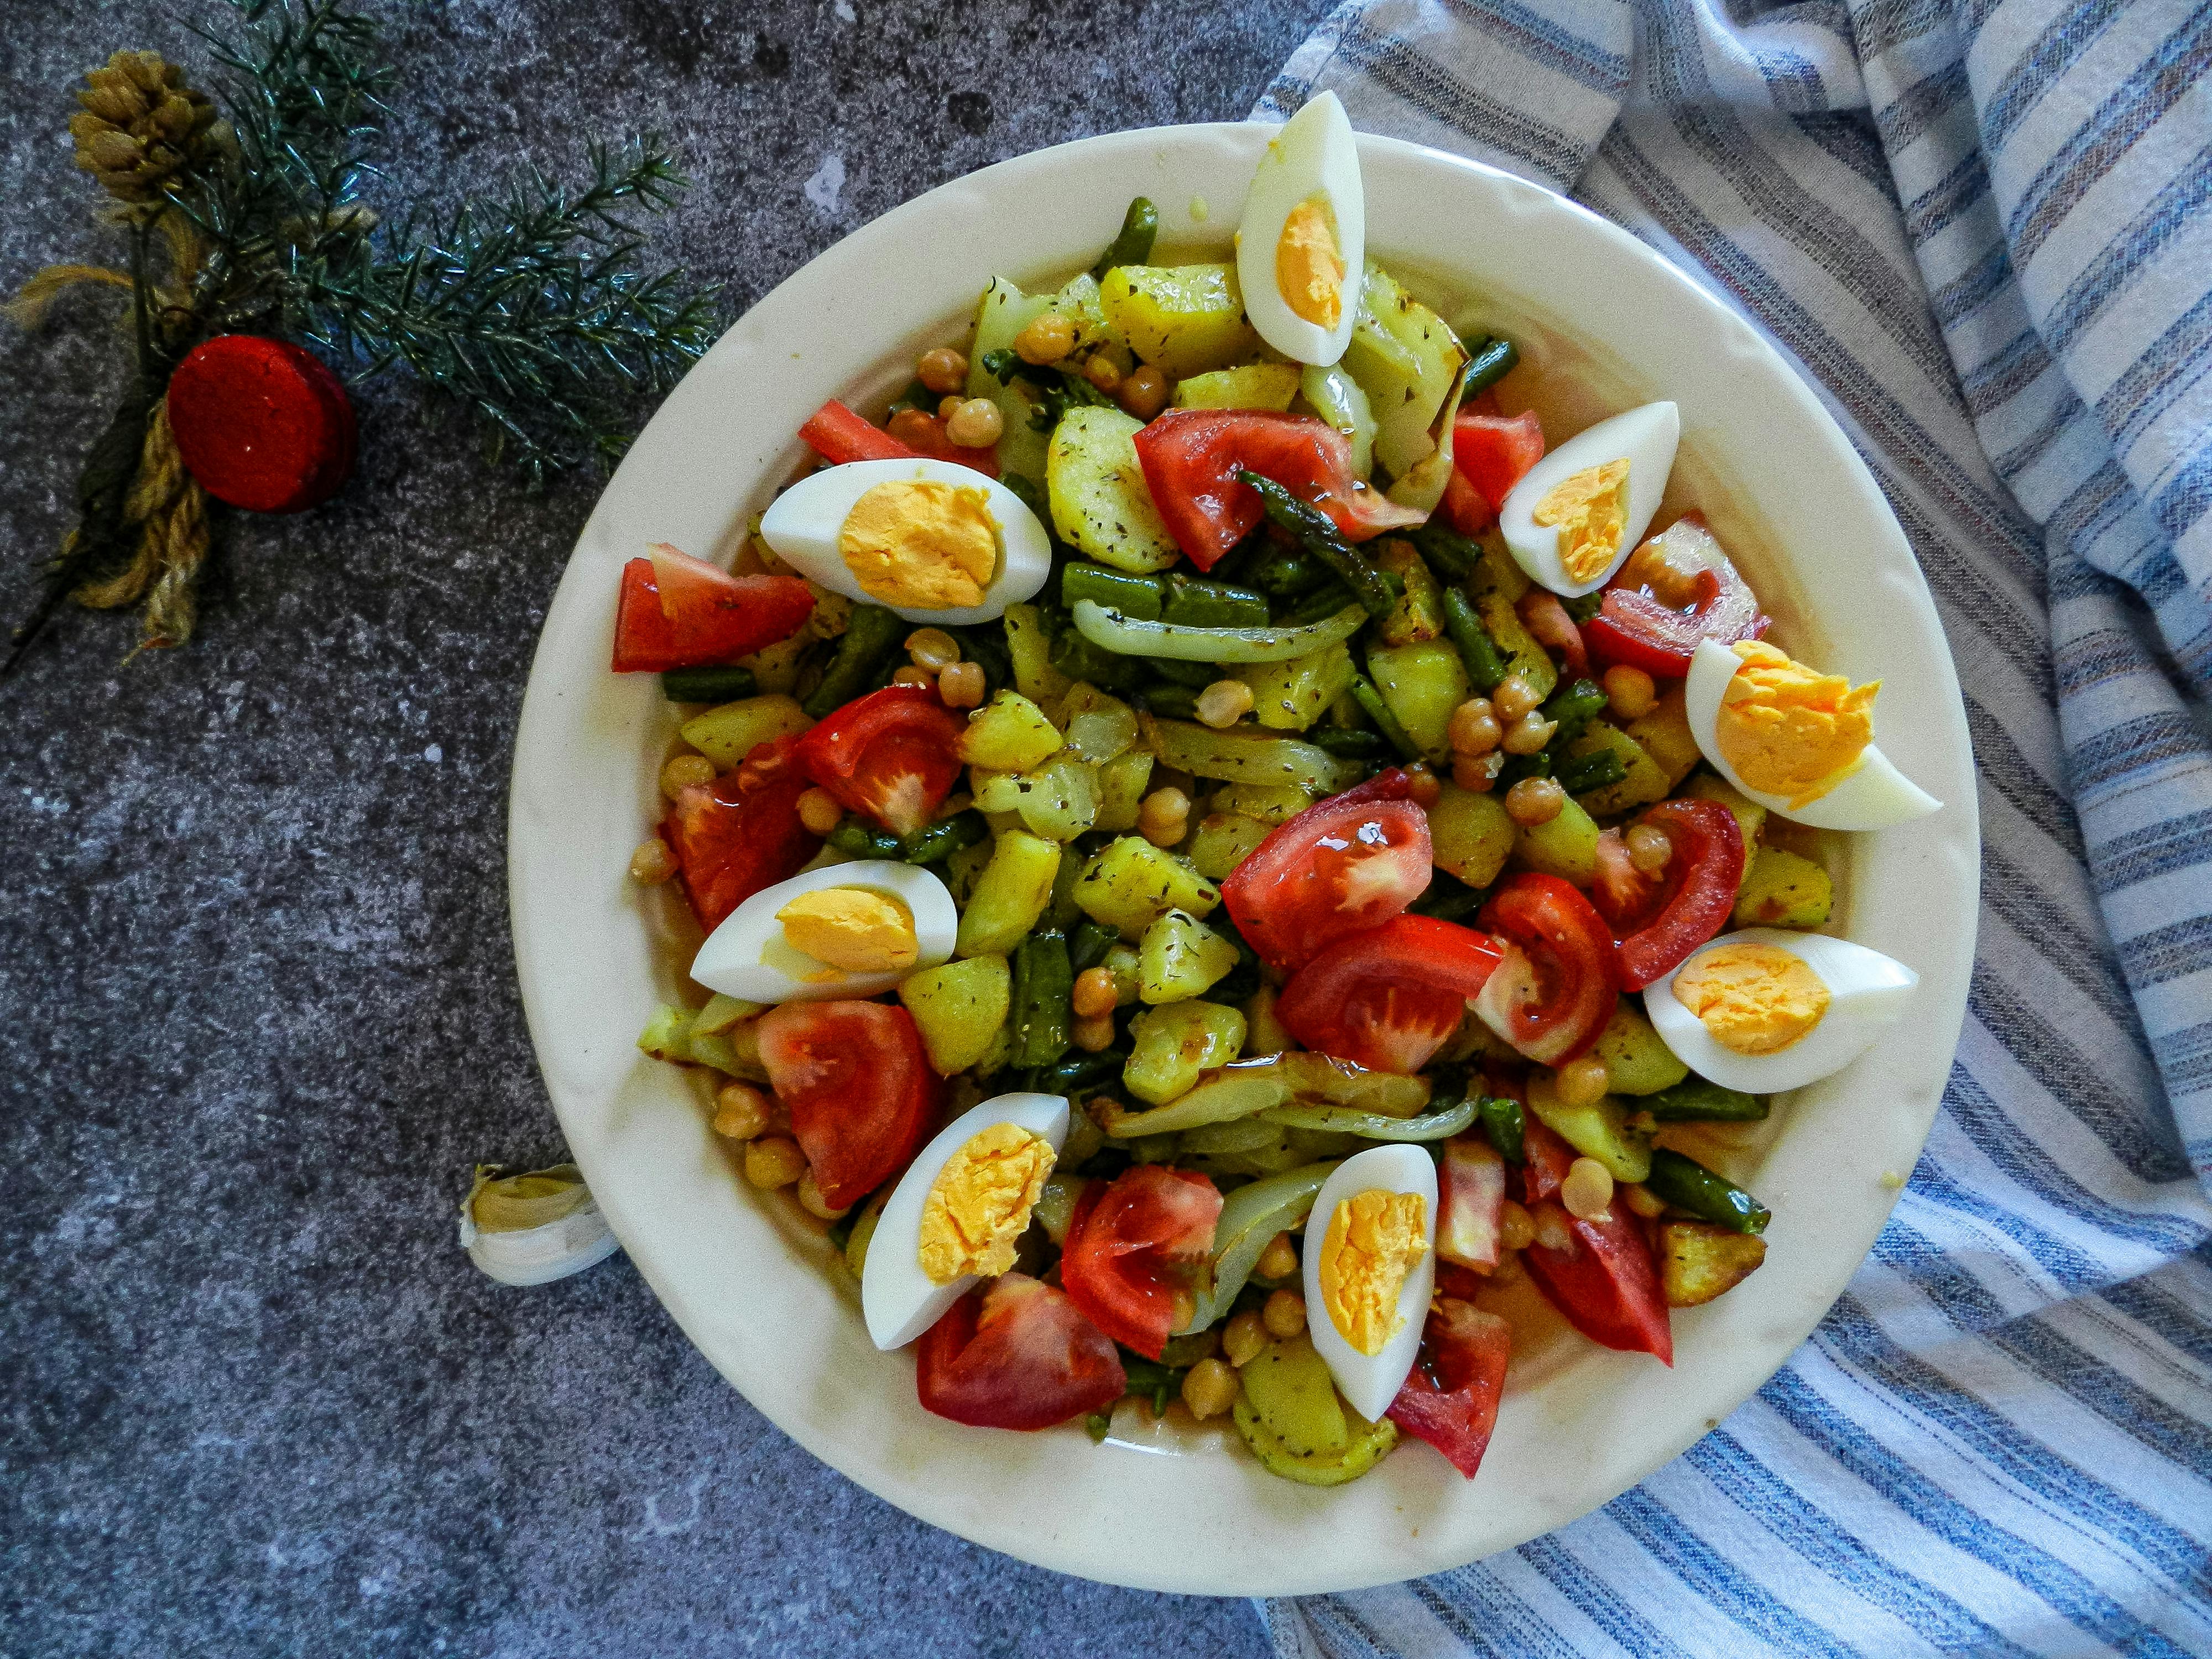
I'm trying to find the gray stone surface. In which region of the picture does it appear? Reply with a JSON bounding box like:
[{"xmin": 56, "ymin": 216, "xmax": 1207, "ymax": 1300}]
[{"xmin": 0, "ymin": 3, "xmax": 1313, "ymax": 1653}]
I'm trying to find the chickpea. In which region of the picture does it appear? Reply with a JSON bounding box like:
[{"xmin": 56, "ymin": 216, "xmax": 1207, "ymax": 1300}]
[
  {"xmin": 712, "ymin": 1082, "xmax": 773, "ymax": 1140},
  {"xmin": 1222, "ymin": 1310, "xmax": 1268, "ymax": 1366},
  {"xmin": 1561, "ymin": 1157, "xmax": 1615, "ymax": 1220},
  {"xmin": 1072, "ymin": 1013, "xmax": 1117, "ymax": 1052},
  {"xmin": 1553, "ymin": 1052, "xmax": 1611, "ymax": 1108},
  {"xmin": 1627, "ymin": 822, "xmax": 1673, "ymax": 874},
  {"xmin": 1181, "ymin": 1358, "xmax": 1240, "ymax": 1421},
  {"xmin": 1623, "ymin": 1182, "xmax": 1668, "ymax": 1219},
  {"xmin": 1402, "ymin": 761, "xmax": 1443, "ymax": 808},
  {"xmin": 743, "ymin": 1135, "xmax": 807, "ymax": 1191},
  {"xmin": 629, "ymin": 837, "xmax": 677, "ymax": 885},
  {"xmin": 1256, "ymin": 1231, "xmax": 1299, "ymax": 1281},
  {"xmin": 1493, "ymin": 676, "xmax": 1542, "ymax": 722},
  {"xmin": 937, "ymin": 661, "xmax": 987, "ymax": 708},
  {"xmin": 1072, "ymin": 967, "xmax": 1120, "ymax": 1019},
  {"xmin": 1118, "ymin": 364, "xmax": 1170, "ymax": 420},
  {"xmin": 1452, "ymin": 754, "xmax": 1501, "ymax": 793},
  {"xmin": 945, "ymin": 397, "xmax": 1004, "ymax": 448},
  {"xmin": 1261, "ymin": 1288, "xmax": 1307, "ymax": 1339},
  {"xmin": 1500, "ymin": 711, "xmax": 1557, "ymax": 755},
  {"xmin": 1014, "ymin": 311, "xmax": 1077, "ymax": 365},
  {"xmin": 1083, "ymin": 354, "xmax": 1124, "ymax": 393},
  {"xmin": 796, "ymin": 1168, "xmax": 850, "ymax": 1220},
  {"xmin": 796, "ymin": 786, "xmax": 844, "ymax": 837},
  {"xmin": 660, "ymin": 753, "xmax": 716, "ymax": 797},
  {"xmin": 885, "ymin": 407, "xmax": 938, "ymax": 448},
  {"xmin": 1498, "ymin": 1199, "xmax": 1536, "ymax": 1252},
  {"xmin": 1138, "ymin": 786, "xmax": 1191, "ymax": 848},
  {"xmin": 1505, "ymin": 776, "xmax": 1566, "ymax": 826},
  {"xmin": 916, "ymin": 346, "xmax": 969, "ymax": 395},
  {"xmin": 906, "ymin": 627, "xmax": 961, "ymax": 673},
  {"xmin": 937, "ymin": 394, "xmax": 965, "ymax": 421},
  {"xmin": 1604, "ymin": 663, "xmax": 1657, "ymax": 721},
  {"xmin": 891, "ymin": 664, "xmax": 937, "ymax": 687},
  {"xmin": 1448, "ymin": 697, "xmax": 1501, "ymax": 757},
  {"xmin": 1194, "ymin": 679, "xmax": 1255, "ymax": 729}
]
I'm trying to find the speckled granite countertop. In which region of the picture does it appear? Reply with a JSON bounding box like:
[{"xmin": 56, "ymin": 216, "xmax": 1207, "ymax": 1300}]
[{"xmin": 0, "ymin": 4, "xmax": 1311, "ymax": 1652}]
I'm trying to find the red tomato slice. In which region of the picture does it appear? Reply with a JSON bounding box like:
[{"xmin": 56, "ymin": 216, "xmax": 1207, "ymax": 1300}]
[
  {"xmin": 1516, "ymin": 589, "xmax": 1590, "ymax": 680},
  {"xmin": 660, "ymin": 742, "xmax": 822, "ymax": 932},
  {"xmin": 1611, "ymin": 799, "xmax": 1746, "ymax": 990},
  {"xmin": 1218, "ymin": 776, "xmax": 1433, "ymax": 973},
  {"xmin": 1277, "ymin": 915, "xmax": 1505, "ymax": 1074},
  {"xmin": 798, "ymin": 398, "xmax": 920, "ymax": 465},
  {"xmin": 792, "ymin": 685, "xmax": 964, "ymax": 836},
  {"xmin": 1059, "ymin": 1166, "xmax": 1223, "ymax": 1360},
  {"xmin": 1520, "ymin": 1115, "xmax": 1576, "ymax": 1206},
  {"xmin": 1590, "ymin": 828, "xmax": 1664, "ymax": 935},
  {"xmin": 757, "ymin": 999, "xmax": 943, "ymax": 1210},
  {"xmin": 1131, "ymin": 409, "xmax": 1426, "ymax": 570},
  {"xmin": 1385, "ymin": 1297, "xmax": 1513, "ymax": 1478},
  {"xmin": 1441, "ymin": 466, "xmax": 1495, "ymax": 536},
  {"xmin": 1522, "ymin": 1198, "xmax": 1673, "ymax": 1364},
  {"xmin": 611, "ymin": 546, "xmax": 815, "ymax": 674},
  {"xmin": 915, "ymin": 1273, "xmax": 1126, "ymax": 1430},
  {"xmin": 1438, "ymin": 1136, "xmax": 1507, "ymax": 1270},
  {"xmin": 1583, "ymin": 515, "xmax": 1768, "ymax": 679},
  {"xmin": 1452, "ymin": 410, "xmax": 1545, "ymax": 510},
  {"xmin": 1473, "ymin": 873, "xmax": 1617, "ymax": 1065}
]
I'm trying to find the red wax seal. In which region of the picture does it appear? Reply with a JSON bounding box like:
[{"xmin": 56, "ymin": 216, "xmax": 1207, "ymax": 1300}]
[{"xmin": 165, "ymin": 336, "xmax": 358, "ymax": 513}]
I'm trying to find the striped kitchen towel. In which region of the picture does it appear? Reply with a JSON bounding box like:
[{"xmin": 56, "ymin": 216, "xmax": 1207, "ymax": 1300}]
[{"xmin": 1255, "ymin": 2, "xmax": 2212, "ymax": 1653}]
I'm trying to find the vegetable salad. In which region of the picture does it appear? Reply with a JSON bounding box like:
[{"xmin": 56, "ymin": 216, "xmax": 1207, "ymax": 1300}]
[{"xmin": 617, "ymin": 95, "xmax": 1941, "ymax": 1488}]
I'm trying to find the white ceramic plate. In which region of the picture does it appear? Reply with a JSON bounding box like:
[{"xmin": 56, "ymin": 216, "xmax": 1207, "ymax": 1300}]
[{"xmin": 507, "ymin": 123, "xmax": 1979, "ymax": 1597}]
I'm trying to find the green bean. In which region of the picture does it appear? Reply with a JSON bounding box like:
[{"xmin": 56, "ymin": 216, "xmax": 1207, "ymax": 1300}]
[
  {"xmin": 1139, "ymin": 683, "xmax": 1200, "ymax": 719},
  {"xmin": 659, "ymin": 665, "xmax": 758, "ymax": 703},
  {"xmin": 1068, "ymin": 920, "xmax": 1119, "ymax": 975},
  {"xmin": 1644, "ymin": 1078, "xmax": 1768, "ymax": 1123},
  {"xmin": 1062, "ymin": 564, "xmax": 1165, "ymax": 619},
  {"xmin": 1463, "ymin": 336, "xmax": 1520, "ymax": 397},
  {"xmin": 1350, "ymin": 672, "xmax": 1423, "ymax": 762},
  {"xmin": 1163, "ymin": 573, "xmax": 1271, "ymax": 629},
  {"xmin": 828, "ymin": 817, "xmax": 900, "ymax": 858},
  {"xmin": 1286, "ymin": 578, "xmax": 1360, "ymax": 626},
  {"xmin": 1541, "ymin": 677, "xmax": 1609, "ymax": 750},
  {"xmin": 1144, "ymin": 655, "xmax": 1220, "ymax": 688},
  {"xmin": 1035, "ymin": 1045, "xmax": 1128, "ymax": 1098},
  {"xmin": 1563, "ymin": 590, "xmax": 1604, "ymax": 624},
  {"xmin": 1555, "ymin": 748, "xmax": 1627, "ymax": 797},
  {"xmin": 1091, "ymin": 196, "xmax": 1159, "ymax": 279},
  {"xmin": 1478, "ymin": 1094, "xmax": 1525, "ymax": 1162},
  {"xmin": 1237, "ymin": 472, "xmax": 1397, "ymax": 620},
  {"xmin": 1248, "ymin": 545, "xmax": 1334, "ymax": 598},
  {"xmin": 1644, "ymin": 1149, "xmax": 1771, "ymax": 1235},
  {"xmin": 1010, "ymin": 930, "xmax": 1074, "ymax": 1068},
  {"xmin": 1410, "ymin": 523, "xmax": 1482, "ymax": 582},
  {"xmin": 1049, "ymin": 622, "xmax": 1147, "ymax": 692},
  {"xmin": 945, "ymin": 624, "xmax": 1010, "ymax": 696},
  {"xmin": 803, "ymin": 603, "xmax": 904, "ymax": 718},
  {"xmin": 999, "ymin": 471, "xmax": 1047, "ymax": 520},
  {"xmin": 1307, "ymin": 727, "xmax": 1390, "ymax": 759},
  {"xmin": 1119, "ymin": 1357, "xmax": 1185, "ymax": 1416},
  {"xmin": 1408, "ymin": 873, "xmax": 1485, "ymax": 920},
  {"xmin": 1205, "ymin": 536, "xmax": 1265, "ymax": 589},
  {"xmin": 1441, "ymin": 587, "xmax": 1507, "ymax": 692},
  {"xmin": 900, "ymin": 809, "xmax": 988, "ymax": 865},
  {"xmin": 1495, "ymin": 749, "xmax": 1553, "ymax": 790}
]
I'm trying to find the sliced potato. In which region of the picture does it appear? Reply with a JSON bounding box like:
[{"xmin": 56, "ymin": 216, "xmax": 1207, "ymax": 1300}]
[
  {"xmin": 1658, "ymin": 1220, "xmax": 1767, "ymax": 1307},
  {"xmin": 898, "ymin": 954, "xmax": 1011, "ymax": 1074},
  {"xmin": 1099, "ymin": 262, "xmax": 1262, "ymax": 377},
  {"xmin": 1046, "ymin": 406, "xmax": 1180, "ymax": 573},
  {"xmin": 1733, "ymin": 847, "xmax": 1833, "ymax": 928},
  {"xmin": 1174, "ymin": 362, "xmax": 1301, "ymax": 411}
]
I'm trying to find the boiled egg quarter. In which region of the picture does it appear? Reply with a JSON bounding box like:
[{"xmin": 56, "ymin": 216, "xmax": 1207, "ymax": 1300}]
[
  {"xmin": 1685, "ymin": 638, "xmax": 1941, "ymax": 830},
  {"xmin": 690, "ymin": 860, "xmax": 955, "ymax": 1004},
  {"xmin": 863, "ymin": 1092, "xmax": 1070, "ymax": 1350},
  {"xmin": 1302, "ymin": 1144, "xmax": 1436, "ymax": 1422},
  {"xmin": 1238, "ymin": 91, "xmax": 1365, "ymax": 368},
  {"xmin": 1642, "ymin": 927, "xmax": 1917, "ymax": 1094},
  {"xmin": 759, "ymin": 458, "xmax": 1052, "ymax": 626},
  {"xmin": 1500, "ymin": 401, "xmax": 1679, "ymax": 597}
]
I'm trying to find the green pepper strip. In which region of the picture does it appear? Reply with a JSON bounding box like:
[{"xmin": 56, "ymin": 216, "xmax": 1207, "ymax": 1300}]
[
  {"xmin": 660, "ymin": 665, "xmax": 757, "ymax": 703},
  {"xmin": 1350, "ymin": 672, "xmax": 1424, "ymax": 762},
  {"xmin": 1441, "ymin": 587, "xmax": 1508, "ymax": 692},
  {"xmin": 1645, "ymin": 1149, "xmax": 1771, "ymax": 1234},
  {"xmin": 1010, "ymin": 930, "xmax": 1073, "ymax": 1068},
  {"xmin": 1164, "ymin": 573, "xmax": 1271, "ymax": 629},
  {"xmin": 1062, "ymin": 564, "xmax": 1165, "ymax": 620},
  {"xmin": 1237, "ymin": 472, "xmax": 1397, "ymax": 620},
  {"xmin": 1179, "ymin": 1160, "xmax": 1338, "ymax": 1332},
  {"xmin": 1259, "ymin": 1095, "xmax": 1479, "ymax": 1142},
  {"xmin": 803, "ymin": 604, "xmax": 903, "ymax": 718},
  {"xmin": 1463, "ymin": 336, "xmax": 1520, "ymax": 397},
  {"xmin": 1092, "ymin": 196, "xmax": 1159, "ymax": 279},
  {"xmin": 827, "ymin": 817, "xmax": 900, "ymax": 858},
  {"xmin": 1478, "ymin": 1094, "xmax": 1525, "ymax": 1162}
]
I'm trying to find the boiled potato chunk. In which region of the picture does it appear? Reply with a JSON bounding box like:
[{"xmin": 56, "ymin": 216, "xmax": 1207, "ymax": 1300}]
[
  {"xmin": 1658, "ymin": 1220, "xmax": 1768, "ymax": 1307},
  {"xmin": 899, "ymin": 954, "xmax": 1011, "ymax": 1074},
  {"xmin": 956, "ymin": 831, "xmax": 1061, "ymax": 957},
  {"xmin": 1568, "ymin": 720, "xmax": 1672, "ymax": 815},
  {"xmin": 1591, "ymin": 1001, "xmax": 1689, "ymax": 1096},
  {"xmin": 1627, "ymin": 683, "xmax": 1702, "ymax": 787},
  {"xmin": 1428, "ymin": 782, "xmax": 1515, "ymax": 889},
  {"xmin": 1173, "ymin": 362, "xmax": 1302, "ymax": 411},
  {"xmin": 1099, "ymin": 262, "xmax": 1262, "ymax": 378},
  {"xmin": 1525, "ymin": 1072, "xmax": 1653, "ymax": 1181},
  {"xmin": 1138, "ymin": 909, "xmax": 1240, "ymax": 1003},
  {"xmin": 679, "ymin": 695, "xmax": 812, "ymax": 770},
  {"xmin": 958, "ymin": 690, "xmax": 1063, "ymax": 772},
  {"xmin": 1234, "ymin": 641, "xmax": 1357, "ymax": 732},
  {"xmin": 1733, "ymin": 848, "xmax": 1833, "ymax": 928},
  {"xmin": 1368, "ymin": 639, "xmax": 1469, "ymax": 762},
  {"xmin": 1188, "ymin": 812, "xmax": 1272, "ymax": 880},
  {"xmin": 1093, "ymin": 749, "xmax": 1155, "ymax": 832},
  {"xmin": 1123, "ymin": 999, "xmax": 1245, "ymax": 1104},
  {"xmin": 1239, "ymin": 1334, "xmax": 1345, "ymax": 1454},
  {"xmin": 1046, "ymin": 406, "xmax": 1180, "ymax": 573},
  {"xmin": 1002, "ymin": 602, "xmax": 1073, "ymax": 705},
  {"xmin": 1513, "ymin": 794, "xmax": 1601, "ymax": 885},
  {"xmin": 1073, "ymin": 836, "xmax": 1220, "ymax": 939}
]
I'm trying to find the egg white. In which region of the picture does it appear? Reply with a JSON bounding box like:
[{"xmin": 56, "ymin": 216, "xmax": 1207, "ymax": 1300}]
[
  {"xmin": 758, "ymin": 457, "xmax": 1052, "ymax": 626},
  {"xmin": 1237, "ymin": 91, "xmax": 1365, "ymax": 367},
  {"xmin": 1642, "ymin": 927, "xmax": 1918, "ymax": 1095},
  {"xmin": 1500, "ymin": 401, "xmax": 1679, "ymax": 597},
  {"xmin": 1684, "ymin": 638, "xmax": 1942, "ymax": 830},
  {"xmin": 1302, "ymin": 1144, "xmax": 1437, "ymax": 1423},
  {"xmin": 690, "ymin": 859, "xmax": 956, "ymax": 1004},
  {"xmin": 862, "ymin": 1092, "xmax": 1071, "ymax": 1351}
]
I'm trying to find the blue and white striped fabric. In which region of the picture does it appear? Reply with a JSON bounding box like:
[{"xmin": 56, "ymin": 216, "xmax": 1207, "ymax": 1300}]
[{"xmin": 1253, "ymin": 3, "xmax": 2212, "ymax": 1652}]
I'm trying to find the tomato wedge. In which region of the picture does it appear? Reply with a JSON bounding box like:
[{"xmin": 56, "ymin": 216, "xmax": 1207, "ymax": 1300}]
[
  {"xmin": 1473, "ymin": 873, "xmax": 1617, "ymax": 1065},
  {"xmin": 1452, "ymin": 410, "xmax": 1545, "ymax": 512},
  {"xmin": 757, "ymin": 999, "xmax": 942, "ymax": 1210},
  {"xmin": 1583, "ymin": 515, "xmax": 1767, "ymax": 679},
  {"xmin": 1059, "ymin": 1166, "xmax": 1222, "ymax": 1360},
  {"xmin": 1610, "ymin": 799, "xmax": 1745, "ymax": 990},
  {"xmin": 792, "ymin": 684, "xmax": 964, "ymax": 836},
  {"xmin": 1438, "ymin": 1136, "xmax": 1507, "ymax": 1271},
  {"xmin": 1441, "ymin": 465, "xmax": 1495, "ymax": 536},
  {"xmin": 1520, "ymin": 1115, "xmax": 1577, "ymax": 1206},
  {"xmin": 1522, "ymin": 1197, "xmax": 1673, "ymax": 1364},
  {"xmin": 661, "ymin": 740, "xmax": 822, "ymax": 932},
  {"xmin": 1218, "ymin": 774, "xmax": 1433, "ymax": 973},
  {"xmin": 915, "ymin": 1274, "xmax": 1126, "ymax": 1430},
  {"xmin": 798, "ymin": 399, "xmax": 920, "ymax": 465},
  {"xmin": 612, "ymin": 545, "xmax": 815, "ymax": 674},
  {"xmin": 1132, "ymin": 409, "xmax": 1426, "ymax": 570},
  {"xmin": 1517, "ymin": 589, "xmax": 1589, "ymax": 680},
  {"xmin": 1386, "ymin": 1297, "xmax": 1513, "ymax": 1478},
  {"xmin": 1277, "ymin": 915, "xmax": 1505, "ymax": 1074}
]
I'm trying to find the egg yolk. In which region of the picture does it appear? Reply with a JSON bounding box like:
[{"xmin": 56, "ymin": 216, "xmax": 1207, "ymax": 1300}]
[
  {"xmin": 775, "ymin": 887, "xmax": 918, "ymax": 978},
  {"xmin": 1532, "ymin": 460, "xmax": 1631, "ymax": 583},
  {"xmin": 1717, "ymin": 640, "xmax": 1880, "ymax": 808},
  {"xmin": 838, "ymin": 481, "xmax": 999, "ymax": 610},
  {"xmin": 1672, "ymin": 941, "xmax": 1831, "ymax": 1054},
  {"xmin": 1276, "ymin": 196, "xmax": 1345, "ymax": 330},
  {"xmin": 916, "ymin": 1122, "xmax": 1056, "ymax": 1284},
  {"xmin": 1318, "ymin": 1189, "xmax": 1427, "ymax": 1357}
]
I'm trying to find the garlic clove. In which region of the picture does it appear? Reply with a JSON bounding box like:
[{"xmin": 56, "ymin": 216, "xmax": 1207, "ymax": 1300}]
[{"xmin": 459, "ymin": 1162, "xmax": 620, "ymax": 1286}]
